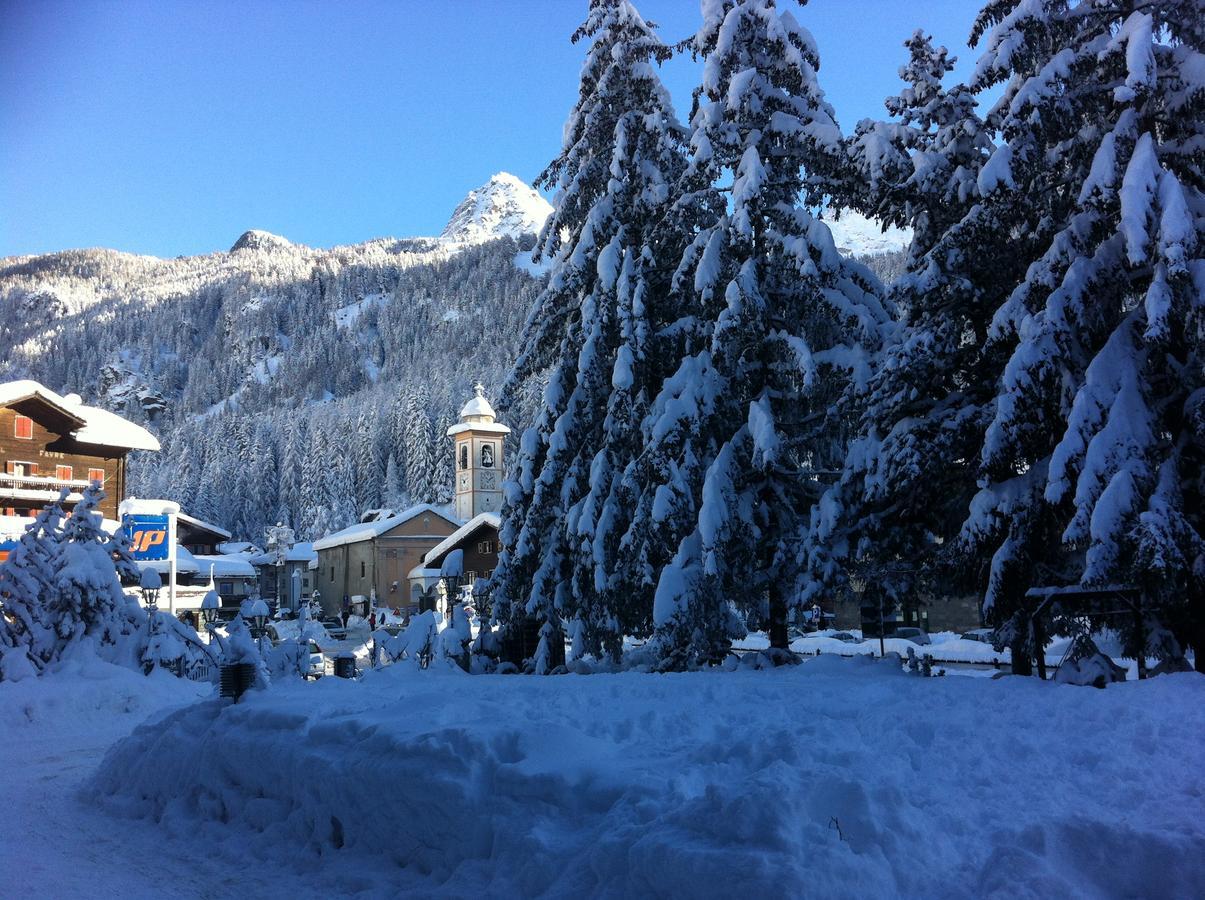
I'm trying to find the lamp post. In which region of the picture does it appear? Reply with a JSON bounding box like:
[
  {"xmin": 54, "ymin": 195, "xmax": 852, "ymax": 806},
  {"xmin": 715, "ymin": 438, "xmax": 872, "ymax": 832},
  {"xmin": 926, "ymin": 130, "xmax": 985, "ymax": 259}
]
[
  {"xmin": 849, "ymin": 571, "xmax": 886, "ymax": 659},
  {"xmin": 265, "ymin": 523, "xmax": 296, "ymax": 613},
  {"xmin": 140, "ymin": 568, "xmax": 162, "ymax": 613}
]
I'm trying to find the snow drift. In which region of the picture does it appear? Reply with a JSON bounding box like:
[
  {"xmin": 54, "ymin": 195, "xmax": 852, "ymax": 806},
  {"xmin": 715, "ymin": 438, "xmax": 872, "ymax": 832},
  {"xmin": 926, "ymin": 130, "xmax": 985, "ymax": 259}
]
[{"xmin": 89, "ymin": 659, "xmax": 1205, "ymax": 897}]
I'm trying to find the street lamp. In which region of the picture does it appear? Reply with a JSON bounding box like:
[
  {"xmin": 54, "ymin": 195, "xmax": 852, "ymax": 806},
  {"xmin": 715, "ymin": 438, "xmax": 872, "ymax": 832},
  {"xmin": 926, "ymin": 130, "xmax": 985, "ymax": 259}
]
[
  {"xmin": 200, "ymin": 588, "xmax": 220, "ymax": 629},
  {"xmin": 849, "ymin": 571, "xmax": 886, "ymax": 659},
  {"xmin": 140, "ymin": 567, "xmax": 162, "ymax": 612},
  {"xmin": 265, "ymin": 523, "xmax": 295, "ymax": 613}
]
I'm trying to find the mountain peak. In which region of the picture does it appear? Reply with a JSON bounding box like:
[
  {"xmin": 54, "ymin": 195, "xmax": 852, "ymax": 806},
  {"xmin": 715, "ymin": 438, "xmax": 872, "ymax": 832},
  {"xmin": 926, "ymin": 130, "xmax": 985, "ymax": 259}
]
[
  {"xmin": 230, "ymin": 229, "xmax": 294, "ymax": 253},
  {"xmin": 440, "ymin": 173, "xmax": 552, "ymax": 244}
]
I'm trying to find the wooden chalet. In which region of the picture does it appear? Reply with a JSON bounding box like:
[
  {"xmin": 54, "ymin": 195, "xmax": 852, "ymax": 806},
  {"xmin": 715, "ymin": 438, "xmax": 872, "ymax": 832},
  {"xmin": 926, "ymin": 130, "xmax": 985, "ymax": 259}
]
[{"xmin": 0, "ymin": 380, "xmax": 160, "ymax": 520}]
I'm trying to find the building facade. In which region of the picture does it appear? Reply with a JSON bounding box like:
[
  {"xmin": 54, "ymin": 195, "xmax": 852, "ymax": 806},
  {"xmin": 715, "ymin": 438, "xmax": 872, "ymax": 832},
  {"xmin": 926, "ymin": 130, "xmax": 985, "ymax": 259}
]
[
  {"xmin": 313, "ymin": 505, "xmax": 460, "ymax": 618},
  {"xmin": 0, "ymin": 380, "xmax": 160, "ymax": 519},
  {"xmin": 414, "ymin": 511, "xmax": 501, "ymax": 615}
]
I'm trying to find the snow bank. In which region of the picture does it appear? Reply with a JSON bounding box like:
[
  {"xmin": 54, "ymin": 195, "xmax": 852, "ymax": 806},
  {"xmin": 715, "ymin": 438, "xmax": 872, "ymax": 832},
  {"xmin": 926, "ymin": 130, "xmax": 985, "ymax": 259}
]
[
  {"xmin": 0, "ymin": 642, "xmax": 208, "ymax": 737},
  {"xmin": 88, "ymin": 660, "xmax": 1205, "ymax": 897}
]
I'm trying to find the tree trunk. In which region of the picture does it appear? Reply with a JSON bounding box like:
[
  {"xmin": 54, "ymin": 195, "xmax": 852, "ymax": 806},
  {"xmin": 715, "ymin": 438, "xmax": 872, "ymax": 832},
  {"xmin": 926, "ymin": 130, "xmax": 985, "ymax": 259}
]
[
  {"xmin": 768, "ymin": 580, "xmax": 789, "ymax": 651},
  {"xmin": 1011, "ymin": 631, "xmax": 1033, "ymax": 677}
]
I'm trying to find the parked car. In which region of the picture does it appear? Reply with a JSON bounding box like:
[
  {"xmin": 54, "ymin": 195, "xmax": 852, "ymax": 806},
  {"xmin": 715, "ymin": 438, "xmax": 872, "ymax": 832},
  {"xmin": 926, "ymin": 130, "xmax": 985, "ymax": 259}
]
[
  {"xmin": 893, "ymin": 627, "xmax": 931, "ymax": 645},
  {"xmin": 961, "ymin": 628, "xmax": 995, "ymax": 644},
  {"xmin": 829, "ymin": 631, "xmax": 861, "ymax": 644},
  {"xmin": 305, "ymin": 641, "xmax": 325, "ymax": 677}
]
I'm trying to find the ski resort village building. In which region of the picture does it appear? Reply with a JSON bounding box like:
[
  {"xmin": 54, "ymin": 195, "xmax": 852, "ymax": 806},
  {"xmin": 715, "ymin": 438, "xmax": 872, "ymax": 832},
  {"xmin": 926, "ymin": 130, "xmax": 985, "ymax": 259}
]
[
  {"xmin": 313, "ymin": 505, "xmax": 461, "ymax": 618},
  {"xmin": 314, "ymin": 388, "xmax": 507, "ymax": 618},
  {"xmin": 0, "ymin": 379, "xmax": 159, "ymax": 520}
]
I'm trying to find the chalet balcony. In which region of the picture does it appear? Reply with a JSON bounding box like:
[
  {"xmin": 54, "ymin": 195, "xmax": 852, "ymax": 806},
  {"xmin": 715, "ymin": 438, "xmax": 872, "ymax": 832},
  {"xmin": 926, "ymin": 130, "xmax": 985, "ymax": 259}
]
[{"xmin": 0, "ymin": 471, "xmax": 92, "ymax": 504}]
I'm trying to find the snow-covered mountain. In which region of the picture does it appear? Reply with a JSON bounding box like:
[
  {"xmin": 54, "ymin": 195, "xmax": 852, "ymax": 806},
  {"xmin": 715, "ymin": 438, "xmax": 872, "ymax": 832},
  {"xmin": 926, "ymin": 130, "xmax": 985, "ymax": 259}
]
[
  {"xmin": 823, "ymin": 209, "xmax": 912, "ymax": 257},
  {"xmin": 440, "ymin": 172, "xmax": 553, "ymax": 244},
  {"xmin": 0, "ymin": 176, "xmax": 556, "ymax": 542},
  {"xmin": 230, "ymin": 229, "xmax": 297, "ymax": 253}
]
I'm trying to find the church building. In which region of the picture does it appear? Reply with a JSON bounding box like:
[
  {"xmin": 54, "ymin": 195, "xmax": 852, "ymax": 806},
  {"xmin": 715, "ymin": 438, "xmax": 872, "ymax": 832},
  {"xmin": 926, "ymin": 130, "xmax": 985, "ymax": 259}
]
[{"xmin": 316, "ymin": 385, "xmax": 508, "ymax": 619}]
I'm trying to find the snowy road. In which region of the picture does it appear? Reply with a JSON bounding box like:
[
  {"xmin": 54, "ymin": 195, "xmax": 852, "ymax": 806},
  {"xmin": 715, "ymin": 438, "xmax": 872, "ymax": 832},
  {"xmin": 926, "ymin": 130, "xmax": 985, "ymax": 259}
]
[{"xmin": 0, "ymin": 652, "xmax": 315, "ymax": 899}]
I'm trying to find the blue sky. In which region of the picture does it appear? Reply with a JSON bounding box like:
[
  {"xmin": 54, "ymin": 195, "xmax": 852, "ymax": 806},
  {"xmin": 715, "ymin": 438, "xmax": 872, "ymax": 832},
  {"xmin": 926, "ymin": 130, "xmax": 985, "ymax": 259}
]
[{"xmin": 1, "ymin": 0, "xmax": 982, "ymax": 259}]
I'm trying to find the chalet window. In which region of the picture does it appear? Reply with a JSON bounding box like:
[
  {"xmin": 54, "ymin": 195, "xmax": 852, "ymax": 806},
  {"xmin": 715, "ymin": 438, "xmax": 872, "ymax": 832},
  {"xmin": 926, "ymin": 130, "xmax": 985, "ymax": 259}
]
[
  {"xmin": 219, "ymin": 582, "xmax": 233, "ymax": 596},
  {"xmin": 88, "ymin": 468, "xmax": 105, "ymax": 485},
  {"xmin": 14, "ymin": 415, "xmax": 33, "ymax": 440},
  {"xmin": 6, "ymin": 461, "xmax": 38, "ymax": 477},
  {"xmin": 464, "ymin": 571, "xmax": 476, "ymax": 585},
  {"xmin": 477, "ymin": 540, "xmax": 494, "ymax": 554},
  {"xmin": 56, "ymin": 465, "xmax": 73, "ymax": 482}
]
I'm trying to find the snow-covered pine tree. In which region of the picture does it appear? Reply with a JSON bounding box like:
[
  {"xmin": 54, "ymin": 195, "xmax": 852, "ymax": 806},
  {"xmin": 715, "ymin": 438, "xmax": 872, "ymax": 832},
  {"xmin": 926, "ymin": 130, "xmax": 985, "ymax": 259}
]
[
  {"xmin": 354, "ymin": 407, "xmax": 383, "ymax": 514},
  {"xmin": 964, "ymin": 0, "xmax": 1205, "ymax": 670},
  {"xmin": 45, "ymin": 484, "xmax": 141, "ymax": 666},
  {"xmin": 0, "ymin": 500, "xmax": 65, "ymax": 679},
  {"xmin": 488, "ymin": 0, "xmax": 686, "ymax": 668},
  {"xmin": 402, "ymin": 392, "xmax": 437, "ymax": 504},
  {"xmin": 384, "ymin": 452, "xmax": 405, "ymax": 509},
  {"xmin": 646, "ymin": 0, "xmax": 892, "ymax": 668},
  {"xmin": 801, "ymin": 32, "xmax": 997, "ymax": 606}
]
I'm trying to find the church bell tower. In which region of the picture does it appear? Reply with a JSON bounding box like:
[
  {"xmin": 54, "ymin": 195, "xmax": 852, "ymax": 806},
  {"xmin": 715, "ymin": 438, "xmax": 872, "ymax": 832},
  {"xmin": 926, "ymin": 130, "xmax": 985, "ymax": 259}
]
[{"xmin": 447, "ymin": 384, "xmax": 509, "ymax": 521}]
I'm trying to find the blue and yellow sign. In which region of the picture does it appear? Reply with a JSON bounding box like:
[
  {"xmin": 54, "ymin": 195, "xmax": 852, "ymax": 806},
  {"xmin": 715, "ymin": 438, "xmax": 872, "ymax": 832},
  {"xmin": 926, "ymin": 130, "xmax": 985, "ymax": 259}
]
[{"xmin": 123, "ymin": 514, "xmax": 170, "ymax": 561}]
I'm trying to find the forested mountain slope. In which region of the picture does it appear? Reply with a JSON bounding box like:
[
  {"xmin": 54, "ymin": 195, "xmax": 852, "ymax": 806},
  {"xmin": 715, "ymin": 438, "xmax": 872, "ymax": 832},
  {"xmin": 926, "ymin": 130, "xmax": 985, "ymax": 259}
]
[
  {"xmin": 0, "ymin": 175, "xmax": 550, "ymax": 541},
  {"xmin": 0, "ymin": 169, "xmax": 902, "ymax": 543}
]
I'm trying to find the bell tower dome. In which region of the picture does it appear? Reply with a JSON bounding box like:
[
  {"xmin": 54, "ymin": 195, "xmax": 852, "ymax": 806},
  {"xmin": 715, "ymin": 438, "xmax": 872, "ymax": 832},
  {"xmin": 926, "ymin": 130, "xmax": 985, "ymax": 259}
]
[{"xmin": 447, "ymin": 383, "xmax": 510, "ymax": 521}]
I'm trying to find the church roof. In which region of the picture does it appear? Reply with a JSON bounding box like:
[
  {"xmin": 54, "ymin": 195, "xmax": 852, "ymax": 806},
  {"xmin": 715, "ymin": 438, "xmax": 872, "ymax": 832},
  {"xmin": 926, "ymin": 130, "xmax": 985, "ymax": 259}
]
[
  {"xmin": 459, "ymin": 392, "xmax": 497, "ymax": 420},
  {"xmin": 313, "ymin": 504, "xmax": 460, "ymax": 552}
]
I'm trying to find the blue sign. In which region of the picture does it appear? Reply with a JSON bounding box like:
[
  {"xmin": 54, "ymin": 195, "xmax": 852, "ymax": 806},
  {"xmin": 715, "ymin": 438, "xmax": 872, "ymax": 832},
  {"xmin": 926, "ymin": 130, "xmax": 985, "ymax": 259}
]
[{"xmin": 123, "ymin": 514, "xmax": 170, "ymax": 561}]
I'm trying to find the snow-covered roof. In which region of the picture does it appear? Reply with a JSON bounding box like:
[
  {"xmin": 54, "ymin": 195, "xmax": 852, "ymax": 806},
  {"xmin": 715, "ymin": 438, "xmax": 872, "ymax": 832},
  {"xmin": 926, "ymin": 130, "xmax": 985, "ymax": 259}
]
[
  {"xmin": 459, "ymin": 391, "xmax": 497, "ymax": 420},
  {"xmin": 194, "ymin": 554, "xmax": 257, "ymax": 578},
  {"xmin": 449, "ymin": 384, "xmax": 509, "ymax": 436},
  {"xmin": 0, "ymin": 379, "xmax": 160, "ymax": 452},
  {"xmin": 312, "ymin": 504, "xmax": 460, "ymax": 552},
  {"xmin": 217, "ymin": 541, "xmax": 260, "ymax": 555},
  {"xmin": 423, "ymin": 512, "xmax": 500, "ymax": 567},
  {"xmin": 248, "ymin": 541, "xmax": 316, "ymax": 566},
  {"xmin": 176, "ymin": 512, "xmax": 233, "ymax": 542},
  {"xmin": 136, "ymin": 545, "xmax": 201, "ymax": 576},
  {"xmin": 408, "ymin": 565, "xmax": 443, "ymax": 580}
]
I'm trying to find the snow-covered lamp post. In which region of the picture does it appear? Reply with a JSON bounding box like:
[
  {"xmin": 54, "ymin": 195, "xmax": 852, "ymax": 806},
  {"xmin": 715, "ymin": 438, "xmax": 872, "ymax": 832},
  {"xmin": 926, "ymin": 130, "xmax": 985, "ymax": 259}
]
[
  {"xmin": 265, "ymin": 522, "xmax": 295, "ymax": 613},
  {"xmin": 242, "ymin": 596, "xmax": 271, "ymax": 657},
  {"xmin": 849, "ymin": 572, "xmax": 886, "ymax": 659},
  {"xmin": 200, "ymin": 587, "xmax": 219, "ymax": 631},
  {"xmin": 140, "ymin": 567, "xmax": 162, "ymax": 613}
]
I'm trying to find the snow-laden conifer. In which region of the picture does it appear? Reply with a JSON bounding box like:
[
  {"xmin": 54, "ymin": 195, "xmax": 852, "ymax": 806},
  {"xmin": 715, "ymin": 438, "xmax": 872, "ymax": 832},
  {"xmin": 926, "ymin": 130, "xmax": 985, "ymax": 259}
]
[
  {"xmin": 47, "ymin": 484, "xmax": 141, "ymax": 666},
  {"xmin": 489, "ymin": 0, "xmax": 687, "ymax": 668},
  {"xmin": 963, "ymin": 0, "xmax": 1205, "ymax": 668},
  {"xmin": 801, "ymin": 32, "xmax": 997, "ymax": 606},
  {"xmin": 0, "ymin": 500, "xmax": 65, "ymax": 679},
  {"xmin": 645, "ymin": 0, "xmax": 891, "ymax": 668}
]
